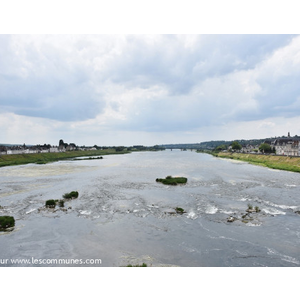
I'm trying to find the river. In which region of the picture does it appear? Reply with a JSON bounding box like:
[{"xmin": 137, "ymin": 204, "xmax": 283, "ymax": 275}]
[{"xmin": 1, "ymin": 150, "xmax": 300, "ymax": 267}]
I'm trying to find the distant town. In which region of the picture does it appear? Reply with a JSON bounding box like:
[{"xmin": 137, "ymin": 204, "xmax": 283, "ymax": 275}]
[
  {"xmin": 1, "ymin": 133, "xmax": 300, "ymax": 157},
  {"xmin": 162, "ymin": 132, "xmax": 300, "ymax": 157},
  {"xmin": 0, "ymin": 139, "xmax": 161, "ymax": 156}
]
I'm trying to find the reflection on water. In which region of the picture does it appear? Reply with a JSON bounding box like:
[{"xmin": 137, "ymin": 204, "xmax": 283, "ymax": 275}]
[{"xmin": 1, "ymin": 150, "xmax": 300, "ymax": 267}]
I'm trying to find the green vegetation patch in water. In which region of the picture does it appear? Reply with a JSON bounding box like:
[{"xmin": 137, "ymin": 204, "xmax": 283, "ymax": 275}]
[
  {"xmin": 156, "ymin": 176, "xmax": 187, "ymax": 185},
  {"xmin": 63, "ymin": 191, "xmax": 79, "ymax": 199},
  {"xmin": 126, "ymin": 263, "xmax": 147, "ymax": 267},
  {"xmin": 0, "ymin": 216, "xmax": 15, "ymax": 230},
  {"xmin": 175, "ymin": 207, "xmax": 185, "ymax": 214},
  {"xmin": 45, "ymin": 199, "xmax": 57, "ymax": 208}
]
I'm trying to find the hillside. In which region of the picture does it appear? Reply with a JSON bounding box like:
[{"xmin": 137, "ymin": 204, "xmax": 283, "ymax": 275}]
[{"xmin": 160, "ymin": 138, "xmax": 269, "ymax": 150}]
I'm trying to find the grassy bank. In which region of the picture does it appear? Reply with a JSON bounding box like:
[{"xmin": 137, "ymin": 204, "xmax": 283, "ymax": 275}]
[
  {"xmin": 213, "ymin": 152, "xmax": 300, "ymax": 173},
  {"xmin": 0, "ymin": 149, "xmax": 131, "ymax": 168}
]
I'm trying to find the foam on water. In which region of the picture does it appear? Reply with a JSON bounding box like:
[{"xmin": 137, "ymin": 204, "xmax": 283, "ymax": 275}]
[
  {"xmin": 25, "ymin": 208, "xmax": 36, "ymax": 214},
  {"xmin": 220, "ymin": 209, "xmax": 235, "ymax": 215},
  {"xmin": 187, "ymin": 211, "xmax": 198, "ymax": 220},
  {"xmin": 79, "ymin": 210, "xmax": 92, "ymax": 215},
  {"xmin": 205, "ymin": 206, "xmax": 218, "ymax": 214},
  {"xmin": 239, "ymin": 197, "xmax": 250, "ymax": 202},
  {"xmin": 262, "ymin": 208, "xmax": 286, "ymax": 215}
]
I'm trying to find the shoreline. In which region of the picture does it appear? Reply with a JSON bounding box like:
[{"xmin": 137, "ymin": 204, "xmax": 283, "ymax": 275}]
[
  {"xmin": 204, "ymin": 151, "xmax": 300, "ymax": 173},
  {"xmin": 0, "ymin": 149, "xmax": 132, "ymax": 168}
]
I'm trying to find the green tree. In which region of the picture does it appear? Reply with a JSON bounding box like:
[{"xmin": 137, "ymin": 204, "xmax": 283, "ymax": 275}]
[
  {"xmin": 231, "ymin": 141, "xmax": 242, "ymax": 151},
  {"xmin": 259, "ymin": 143, "xmax": 272, "ymax": 153},
  {"xmin": 215, "ymin": 144, "xmax": 227, "ymax": 151}
]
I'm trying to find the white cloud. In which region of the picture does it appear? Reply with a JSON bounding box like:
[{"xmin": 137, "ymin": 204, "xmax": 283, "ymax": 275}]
[{"xmin": 1, "ymin": 34, "xmax": 300, "ymax": 145}]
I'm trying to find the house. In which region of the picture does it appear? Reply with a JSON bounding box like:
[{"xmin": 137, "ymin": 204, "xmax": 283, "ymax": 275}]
[
  {"xmin": 50, "ymin": 147, "xmax": 59, "ymax": 153},
  {"xmin": 241, "ymin": 144, "xmax": 258, "ymax": 153},
  {"xmin": 66, "ymin": 143, "xmax": 76, "ymax": 151},
  {"xmin": 272, "ymin": 138, "xmax": 300, "ymax": 156}
]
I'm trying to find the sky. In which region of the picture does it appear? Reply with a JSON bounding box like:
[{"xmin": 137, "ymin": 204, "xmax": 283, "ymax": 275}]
[
  {"xmin": 1, "ymin": 34, "xmax": 300, "ymax": 146},
  {"xmin": 1, "ymin": 3, "xmax": 300, "ymax": 147}
]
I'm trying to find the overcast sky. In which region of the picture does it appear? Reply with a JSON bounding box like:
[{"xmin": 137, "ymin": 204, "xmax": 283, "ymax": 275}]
[{"xmin": 1, "ymin": 34, "xmax": 300, "ymax": 146}]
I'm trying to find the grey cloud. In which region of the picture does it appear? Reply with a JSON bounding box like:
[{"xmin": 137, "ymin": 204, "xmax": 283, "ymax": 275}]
[
  {"xmin": 1, "ymin": 34, "xmax": 299, "ymax": 128},
  {"xmin": 256, "ymin": 74, "xmax": 300, "ymax": 118},
  {"xmin": 103, "ymin": 35, "xmax": 296, "ymax": 95},
  {"xmin": 0, "ymin": 36, "xmax": 105, "ymax": 121}
]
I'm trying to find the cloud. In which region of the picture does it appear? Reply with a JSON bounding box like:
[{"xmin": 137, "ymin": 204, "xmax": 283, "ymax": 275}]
[{"xmin": 1, "ymin": 34, "xmax": 300, "ymax": 145}]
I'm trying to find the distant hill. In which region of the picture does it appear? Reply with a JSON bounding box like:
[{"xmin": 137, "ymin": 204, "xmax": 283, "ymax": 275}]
[
  {"xmin": 160, "ymin": 137, "xmax": 289, "ymax": 150},
  {"xmin": 0, "ymin": 144, "xmax": 22, "ymax": 147}
]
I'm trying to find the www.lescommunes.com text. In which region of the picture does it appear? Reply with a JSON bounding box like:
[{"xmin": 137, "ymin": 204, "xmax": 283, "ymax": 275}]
[{"xmin": 1, "ymin": 257, "xmax": 102, "ymax": 265}]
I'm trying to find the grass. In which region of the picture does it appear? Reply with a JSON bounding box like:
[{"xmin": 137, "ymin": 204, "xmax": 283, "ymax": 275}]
[
  {"xmin": 0, "ymin": 149, "xmax": 131, "ymax": 168},
  {"xmin": 0, "ymin": 216, "xmax": 15, "ymax": 230},
  {"xmin": 156, "ymin": 176, "xmax": 188, "ymax": 185},
  {"xmin": 213, "ymin": 152, "xmax": 300, "ymax": 173}
]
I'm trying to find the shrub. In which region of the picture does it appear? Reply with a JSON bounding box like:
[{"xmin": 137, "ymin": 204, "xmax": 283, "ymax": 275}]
[
  {"xmin": 126, "ymin": 263, "xmax": 147, "ymax": 267},
  {"xmin": 45, "ymin": 200, "xmax": 56, "ymax": 208},
  {"xmin": 0, "ymin": 216, "xmax": 15, "ymax": 230},
  {"xmin": 63, "ymin": 191, "xmax": 79, "ymax": 199},
  {"xmin": 175, "ymin": 207, "xmax": 185, "ymax": 214},
  {"xmin": 59, "ymin": 200, "xmax": 65, "ymax": 207},
  {"xmin": 255, "ymin": 206, "xmax": 261, "ymax": 212},
  {"xmin": 156, "ymin": 176, "xmax": 187, "ymax": 186}
]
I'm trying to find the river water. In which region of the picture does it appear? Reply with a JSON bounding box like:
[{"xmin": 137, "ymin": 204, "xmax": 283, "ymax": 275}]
[{"xmin": 0, "ymin": 150, "xmax": 300, "ymax": 267}]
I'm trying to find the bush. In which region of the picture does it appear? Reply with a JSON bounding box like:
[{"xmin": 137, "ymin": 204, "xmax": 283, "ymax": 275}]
[
  {"xmin": 126, "ymin": 263, "xmax": 147, "ymax": 267},
  {"xmin": 63, "ymin": 191, "xmax": 79, "ymax": 199},
  {"xmin": 175, "ymin": 207, "xmax": 185, "ymax": 214},
  {"xmin": 59, "ymin": 200, "xmax": 65, "ymax": 207},
  {"xmin": 45, "ymin": 200, "xmax": 56, "ymax": 208},
  {"xmin": 255, "ymin": 206, "xmax": 261, "ymax": 212},
  {"xmin": 0, "ymin": 216, "xmax": 15, "ymax": 230},
  {"xmin": 156, "ymin": 176, "xmax": 187, "ymax": 185}
]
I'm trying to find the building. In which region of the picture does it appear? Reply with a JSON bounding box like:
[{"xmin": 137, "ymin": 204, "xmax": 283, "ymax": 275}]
[{"xmin": 272, "ymin": 136, "xmax": 300, "ymax": 156}]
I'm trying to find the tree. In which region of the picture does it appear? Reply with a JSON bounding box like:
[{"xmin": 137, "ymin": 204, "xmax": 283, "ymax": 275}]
[
  {"xmin": 231, "ymin": 141, "xmax": 242, "ymax": 151},
  {"xmin": 215, "ymin": 144, "xmax": 227, "ymax": 151},
  {"xmin": 259, "ymin": 143, "xmax": 272, "ymax": 153}
]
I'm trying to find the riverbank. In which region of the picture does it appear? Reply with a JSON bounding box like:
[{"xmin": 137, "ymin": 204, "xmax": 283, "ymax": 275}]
[
  {"xmin": 211, "ymin": 151, "xmax": 300, "ymax": 173},
  {"xmin": 0, "ymin": 149, "xmax": 131, "ymax": 168}
]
